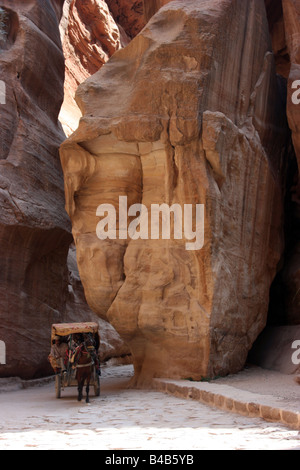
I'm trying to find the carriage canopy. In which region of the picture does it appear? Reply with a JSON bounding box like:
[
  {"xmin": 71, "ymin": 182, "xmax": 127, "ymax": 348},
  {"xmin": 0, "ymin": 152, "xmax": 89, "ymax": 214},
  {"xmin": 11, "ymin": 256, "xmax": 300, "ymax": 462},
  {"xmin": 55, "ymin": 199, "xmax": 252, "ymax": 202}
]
[{"xmin": 51, "ymin": 322, "xmax": 99, "ymax": 343}]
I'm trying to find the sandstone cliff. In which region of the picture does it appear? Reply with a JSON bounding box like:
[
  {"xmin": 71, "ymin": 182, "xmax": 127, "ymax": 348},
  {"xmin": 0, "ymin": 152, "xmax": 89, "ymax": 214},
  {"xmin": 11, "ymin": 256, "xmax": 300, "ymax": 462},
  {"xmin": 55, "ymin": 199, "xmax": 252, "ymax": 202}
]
[
  {"xmin": 0, "ymin": 0, "xmax": 72, "ymax": 378},
  {"xmin": 106, "ymin": 0, "xmax": 145, "ymax": 38},
  {"xmin": 261, "ymin": 0, "xmax": 300, "ymax": 329},
  {"xmin": 0, "ymin": 0, "xmax": 131, "ymax": 379},
  {"xmin": 281, "ymin": 0, "xmax": 300, "ymax": 324},
  {"xmin": 60, "ymin": 0, "xmax": 289, "ymax": 384},
  {"xmin": 143, "ymin": 0, "xmax": 172, "ymax": 22},
  {"xmin": 0, "ymin": 0, "xmax": 299, "ymax": 382},
  {"xmin": 59, "ymin": 0, "xmax": 136, "ymax": 136}
]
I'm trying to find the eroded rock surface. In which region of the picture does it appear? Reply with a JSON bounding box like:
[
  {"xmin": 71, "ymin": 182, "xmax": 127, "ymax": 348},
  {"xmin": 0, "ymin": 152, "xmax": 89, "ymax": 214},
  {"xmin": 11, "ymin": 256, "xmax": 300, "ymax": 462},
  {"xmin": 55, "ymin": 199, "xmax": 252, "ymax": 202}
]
[
  {"xmin": 66, "ymin": 244, "xmax": 131, "ymax": 362},
  {"xmin": 0, "ymin": 0, "xmax": 131, "ymax": 379},
  {"xmin": 282, "ymin": 0, "xmax": 300, "ymax": 325},
  {"xmin": 106, "ymin": 0, "xmax": 145, "ymax": 38},
  {"xmin": 283, "ymin": 0, "xmax": 300, "ymax": 194},
  {"xmin": 143, "ymin": 0, "xmax": 173, "ymax": 22},
  {"xmin": 0, "ymin": 0, "xmax": 72, "ymax": 378},
  {"xmin": 263, "ymin": 0, "xmax": 300, "ymax": 328},
  {"xmin": 61, "ymin": 0, "xmax": 289, "ymax": 384},
  {"xmin": 59, "ymin": 0, "xmax": 131, "ymax": 136}
]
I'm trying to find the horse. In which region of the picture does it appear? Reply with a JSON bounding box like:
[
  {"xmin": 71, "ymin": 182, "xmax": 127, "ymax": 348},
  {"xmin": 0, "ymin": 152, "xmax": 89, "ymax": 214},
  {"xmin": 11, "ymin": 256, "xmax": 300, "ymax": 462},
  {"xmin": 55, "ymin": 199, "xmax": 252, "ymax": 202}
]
[{"xmin": 73, "ymin": 335, "xmax": 95, "ymax": 403}]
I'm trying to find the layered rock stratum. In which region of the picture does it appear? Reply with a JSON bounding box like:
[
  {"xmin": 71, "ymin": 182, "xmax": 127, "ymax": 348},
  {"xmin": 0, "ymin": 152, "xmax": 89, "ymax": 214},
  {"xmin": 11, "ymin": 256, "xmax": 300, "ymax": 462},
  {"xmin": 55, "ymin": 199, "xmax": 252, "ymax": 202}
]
[
  {"xmin": 60, "ymin": 0, "xmax": 290, "ymax": 384},
  {"xmin": 59, "ymin": 0, "xmax": 132, "ymax": 136},
  {"xmin": 0, "ymin": 0, "xmax": 299, "ymax": 382},
  {"xmin": 281, "ymin": 0, "xmax": 300, "ymax": 324},
  {"xmin": 0, "ymin": 0, "xmax": 130, "ymax": 379},
  {"xmin": 262, "ymin": 0, "xmax": 300, "ymax": 330},
  {"xmin": 0, "ymin": 0, "xmax": 72, "ymax": 378}
]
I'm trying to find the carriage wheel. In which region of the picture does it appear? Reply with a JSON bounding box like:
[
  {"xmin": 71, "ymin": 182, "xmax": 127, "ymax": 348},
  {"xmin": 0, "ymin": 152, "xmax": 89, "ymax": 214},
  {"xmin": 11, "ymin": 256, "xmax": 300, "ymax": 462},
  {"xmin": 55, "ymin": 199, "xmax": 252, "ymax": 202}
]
[
  {"xmin": 55, "ymin": 374, "xmax": 61, "ymax": 399},
  {"xmin": 94, "ymin": 371, "xmax": 100, "ymax": 397}
]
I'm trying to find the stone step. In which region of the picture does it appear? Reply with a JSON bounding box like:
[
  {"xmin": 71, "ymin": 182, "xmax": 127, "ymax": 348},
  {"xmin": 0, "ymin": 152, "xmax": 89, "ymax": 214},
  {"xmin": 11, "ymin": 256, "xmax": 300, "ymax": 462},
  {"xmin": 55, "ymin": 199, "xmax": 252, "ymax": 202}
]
[{"xmin": 153, "ymin": 377, "xmax": 300, "ymax": 430}]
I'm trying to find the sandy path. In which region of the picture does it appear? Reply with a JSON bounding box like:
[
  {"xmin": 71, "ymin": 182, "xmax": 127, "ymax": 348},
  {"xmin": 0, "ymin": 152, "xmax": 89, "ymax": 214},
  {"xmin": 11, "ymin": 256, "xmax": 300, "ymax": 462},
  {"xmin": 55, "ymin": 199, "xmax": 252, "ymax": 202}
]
[{"xmin": 0, "ymin": 365, "xmax": 300, "ymax": 450}]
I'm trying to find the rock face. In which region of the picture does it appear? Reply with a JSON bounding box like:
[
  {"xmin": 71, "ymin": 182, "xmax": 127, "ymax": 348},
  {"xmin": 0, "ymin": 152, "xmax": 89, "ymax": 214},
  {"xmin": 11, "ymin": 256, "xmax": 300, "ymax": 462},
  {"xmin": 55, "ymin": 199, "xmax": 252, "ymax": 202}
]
[
  {"xmin": 106, "ymin": 0, "xmax": 145, "ymax": 38},
  {"xmin": 265, "ymin": 0, "xmax": 290, "ymax": 79},
  {"xmin": 66, "ymin": 244, "xmax": 131, "ymax": 363},
  {"xmin": 0, "ymin": 0, "xmax": 72, "ymax": 378},
  {"xmin": 60, "ymin": 0, "xmax": 288, "ymax": 384},
  {"xmin": 281, "ymin": 0, "xmax": 300, "ymax": 324},
  {"xmin": 263, "ymin": 0, "xmax": 300, "ymax": 328},
  {"xmin": 249, "ymin": 325, "xmax": 300, "ymax": 375},
  {"xmin": 0, "ymin": 0, "xmax": 131, "ymax": 379},
  {"xmin": 143, "ymin": 0, "xmax": 173, "ymax": 22},
  {"xmin": 58, "ymin": 0, "xmax": 134, "ymax": 361},
  {"xmin": 59, "ymin": 0, "xmax": 131, "ymax": 136},
  {"xmin": 283, "ymin": 0, "xmax": 300, "ymax": 198}
]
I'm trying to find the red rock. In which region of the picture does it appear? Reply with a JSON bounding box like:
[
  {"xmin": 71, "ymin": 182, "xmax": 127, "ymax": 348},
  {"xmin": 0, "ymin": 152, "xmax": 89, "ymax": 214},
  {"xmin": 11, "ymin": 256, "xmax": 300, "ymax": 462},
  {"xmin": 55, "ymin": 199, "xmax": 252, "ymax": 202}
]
[
  {"xmin": 60, "ymin": 0, "xmax": 288, "ymax": 384},
  {"xmin": 143, "ymin": 0, "xmax": 173, "ymax": 22},
  {"xmin": 0, "ymin": 0, "xmax": 73, "ymax": 379},
  {"xmin": 283, "ymin": 0, "xmax": 300, "ymax": 198},
  {"xmin": 0, "ymin": 0, "xmax": 130, "ymax": 379},
  {"xmin": 265, "ymin": 0, "xmax": 300, "ymax": 328},
  {"xmin": 66, "ymin": 244, "xmax": 131, "ymax": 362},
  {"xmin": 106, "ymin": 0, "xmax": 145, "ymax": 38},
  {"xmin": 60, "ymin": 0, "xmax": 131, "ymax": 136},
  {"xmin": 265, "ymin": 0, "xmax": 290, "ymax": 78}
]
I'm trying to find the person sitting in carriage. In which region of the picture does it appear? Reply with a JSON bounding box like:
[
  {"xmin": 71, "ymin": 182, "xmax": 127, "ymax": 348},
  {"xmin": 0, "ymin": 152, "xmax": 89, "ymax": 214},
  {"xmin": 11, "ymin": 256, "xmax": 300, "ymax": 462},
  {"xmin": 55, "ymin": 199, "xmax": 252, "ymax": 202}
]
[
  {"xmin": 67, "ymin": 333, "xmax": 83, "ymax": 369},
  {"xmin": 48, "ymin": 336, "xmax": 68, "ymax": 374}
]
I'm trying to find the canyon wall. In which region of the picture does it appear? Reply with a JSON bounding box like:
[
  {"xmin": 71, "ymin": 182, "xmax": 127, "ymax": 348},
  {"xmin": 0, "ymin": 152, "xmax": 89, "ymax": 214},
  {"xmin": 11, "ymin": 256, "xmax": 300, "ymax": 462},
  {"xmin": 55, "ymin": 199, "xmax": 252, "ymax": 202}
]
[
  {"xmin": 60, "ymin": 0, "xmax": 289, "ymax": 385},
  {"xmin": 59, "ymin": 0, "xmax": 132, "ymax": 136},
  {"xmin": 106, "ymin": 0, "xmax": 145, "ymax": 38},
  {"xmin": 245, "ymin": 0, "xmax": 300, "ymax": 373},
  {"xmin": 0, "ymin": 0, "xmax": 131, "ymax": 379},
  {"xmin": 0, "ymin": 0, "xmax": 298, "ymax": 381},
  {"xmin": 143, "ymin": 0, "xmax": 172, "ymax": 23},
  {"xmin": 281, "ymin": 0, "xmax": 300, "ymax": 325},
  {"xmin": 0, "ymin": 0, "xmax": 72, "ymax": 378}
]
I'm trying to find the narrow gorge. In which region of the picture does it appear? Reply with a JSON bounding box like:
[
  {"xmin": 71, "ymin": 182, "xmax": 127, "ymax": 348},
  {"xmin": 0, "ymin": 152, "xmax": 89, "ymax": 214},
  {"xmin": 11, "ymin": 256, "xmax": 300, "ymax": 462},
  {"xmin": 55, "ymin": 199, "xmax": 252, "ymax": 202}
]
[{"xmin": 0, "ymin": 0, "xmax": 299, "ymax": 384}]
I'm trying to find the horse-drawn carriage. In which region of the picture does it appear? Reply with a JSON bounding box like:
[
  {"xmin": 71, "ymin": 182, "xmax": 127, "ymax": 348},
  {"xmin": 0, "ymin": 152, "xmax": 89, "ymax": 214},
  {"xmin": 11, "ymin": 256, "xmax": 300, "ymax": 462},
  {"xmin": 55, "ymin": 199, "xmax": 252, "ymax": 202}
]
[{"xmin": 49, "ymin": 322, "xmax": 101, "ymax": 403}]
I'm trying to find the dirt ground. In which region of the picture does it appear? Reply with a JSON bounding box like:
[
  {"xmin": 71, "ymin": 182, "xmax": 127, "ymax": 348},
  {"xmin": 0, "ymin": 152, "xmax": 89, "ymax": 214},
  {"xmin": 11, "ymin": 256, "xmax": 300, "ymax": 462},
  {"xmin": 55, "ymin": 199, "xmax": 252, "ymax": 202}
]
[{"xmin": 0, "ymin": 364, "xmax": 300, "ymax": 450}]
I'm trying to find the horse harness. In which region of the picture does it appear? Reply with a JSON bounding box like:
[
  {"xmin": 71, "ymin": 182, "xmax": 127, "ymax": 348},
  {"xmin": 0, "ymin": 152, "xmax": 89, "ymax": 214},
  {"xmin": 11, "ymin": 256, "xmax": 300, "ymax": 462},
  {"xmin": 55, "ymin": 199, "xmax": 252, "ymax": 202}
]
[{"xmin": 70, "ymin": 343, "xmax": 95, "ymax": 369}]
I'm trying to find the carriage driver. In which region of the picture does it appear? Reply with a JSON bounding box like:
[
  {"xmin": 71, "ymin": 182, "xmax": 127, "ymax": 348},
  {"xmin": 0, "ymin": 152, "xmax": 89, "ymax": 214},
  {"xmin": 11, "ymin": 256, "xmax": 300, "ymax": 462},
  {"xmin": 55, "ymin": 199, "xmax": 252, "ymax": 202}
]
[{"xmin": 48, "ymin": 336, "xmax": 68, "ymax": 374}]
